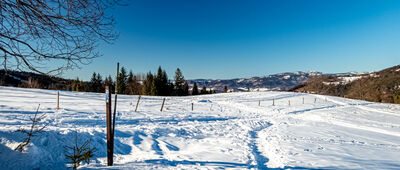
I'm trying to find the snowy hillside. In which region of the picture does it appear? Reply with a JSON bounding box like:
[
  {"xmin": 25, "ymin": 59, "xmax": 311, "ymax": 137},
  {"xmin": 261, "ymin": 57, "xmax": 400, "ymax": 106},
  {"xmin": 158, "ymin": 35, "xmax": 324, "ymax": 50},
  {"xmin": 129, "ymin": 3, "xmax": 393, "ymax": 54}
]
[{"xmin": 1, "ymin": 86, "xmax": 400, "ymax": 169}]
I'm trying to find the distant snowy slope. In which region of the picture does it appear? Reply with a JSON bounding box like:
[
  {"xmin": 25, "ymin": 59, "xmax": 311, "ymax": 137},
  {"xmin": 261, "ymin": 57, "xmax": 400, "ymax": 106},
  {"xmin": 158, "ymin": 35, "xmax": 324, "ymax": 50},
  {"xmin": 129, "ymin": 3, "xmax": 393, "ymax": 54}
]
[{"xmin": 0, "ymin": 86, "xmax": 400, "ymax": 169}]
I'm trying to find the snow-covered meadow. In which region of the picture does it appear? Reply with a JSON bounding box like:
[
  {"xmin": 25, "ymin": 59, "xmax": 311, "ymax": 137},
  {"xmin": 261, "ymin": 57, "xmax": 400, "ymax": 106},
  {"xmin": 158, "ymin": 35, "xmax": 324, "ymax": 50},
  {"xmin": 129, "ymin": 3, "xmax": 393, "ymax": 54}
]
[{"xmin": 1, "ymin": 86, "xmax": 400, "ymax": 169}]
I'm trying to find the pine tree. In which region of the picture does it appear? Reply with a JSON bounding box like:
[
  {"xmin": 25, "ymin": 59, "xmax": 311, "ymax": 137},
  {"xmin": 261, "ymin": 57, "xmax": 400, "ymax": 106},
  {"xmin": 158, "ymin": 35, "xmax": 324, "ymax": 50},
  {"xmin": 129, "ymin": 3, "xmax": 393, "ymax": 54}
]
[
  {"xmin": 126, "ymin": 70, "xmax": 134, "ymax": 94},
  {"xmin": 224, "ymin": 86, "xmax": 228, "ymax": 93},
  {"xmin": 132, "ymin": 74, "xmax": 142, "ymax": 95},
  {"xmin": 168, "ymin": 82, "xmax": 175, "ymax": 96},
  {"xmin": 96, "ymin": 73, "xmax": 104, "ymax": 92},
  {"xmin": 104, "ymin": 75, "xmax": 114, "ymax": 92},
  {"xmin": 142, "ymin": 72, "xmax": 154, "ymax": 95},
  {"xmin": 174, "ymin": 68, "xmax": 185, "ymax": 96},
  {"xmin": 150, "ymin": 79, "xmax": 156, "ymax": 96},
  {"xmin": 72, "ymin": 78, "xmax": 84, "ymax": 92},
  {"xmin": 183, "ymin": 82, "xmax": 189, "ymax": 96},
  {"xmin": 200, "ymin": 86, "xmax": 208, "ymax": 94},
  {"xmin": 117, "ymin": 67, "xmax": 127, "ymax": 94},
  {"xmin": 162, "ymin": 70, "xmax": 169, "ymax": 95},
  {"xmin": 192, "ymin": 82, "xmax": 199, "ymax": 95},
  {"xmin": 154, "ymin": 66, "xmax": 169, "ymax": 96},
  {"xmin": 90, "ymin": 72, "xmax": 102, "ymax": 92}
]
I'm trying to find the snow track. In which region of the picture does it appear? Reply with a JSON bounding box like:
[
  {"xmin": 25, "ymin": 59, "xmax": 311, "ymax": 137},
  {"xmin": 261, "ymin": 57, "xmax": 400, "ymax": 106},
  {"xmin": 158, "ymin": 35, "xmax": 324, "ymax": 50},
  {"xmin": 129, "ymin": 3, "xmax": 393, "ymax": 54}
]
[{"xmin": 0, "ymin": 86, "xmax": 400, "ymax": 169}]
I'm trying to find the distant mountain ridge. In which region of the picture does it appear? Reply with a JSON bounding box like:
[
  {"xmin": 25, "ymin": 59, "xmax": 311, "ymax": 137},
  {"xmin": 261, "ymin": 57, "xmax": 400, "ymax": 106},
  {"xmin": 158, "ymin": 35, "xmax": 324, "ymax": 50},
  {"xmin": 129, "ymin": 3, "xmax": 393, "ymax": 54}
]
[{"xmin": 187, "ymin": 71, "xmax": 323, "ymax": 92}]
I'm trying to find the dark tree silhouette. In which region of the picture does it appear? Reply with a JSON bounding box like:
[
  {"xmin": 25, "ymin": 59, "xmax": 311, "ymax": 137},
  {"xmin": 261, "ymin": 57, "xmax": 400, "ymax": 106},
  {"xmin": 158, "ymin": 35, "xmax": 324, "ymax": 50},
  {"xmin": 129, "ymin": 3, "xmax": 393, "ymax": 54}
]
[
  {"xmin": 0, "ymin": 0, "xmax": 120, "ymax": 74},
  {"xmin": 174, "ymin": 68, "xmax": 185, "ymax": 96},
  {"xmin": 192, "ymin": 82, "xmax": 199, "ymax": 95}
]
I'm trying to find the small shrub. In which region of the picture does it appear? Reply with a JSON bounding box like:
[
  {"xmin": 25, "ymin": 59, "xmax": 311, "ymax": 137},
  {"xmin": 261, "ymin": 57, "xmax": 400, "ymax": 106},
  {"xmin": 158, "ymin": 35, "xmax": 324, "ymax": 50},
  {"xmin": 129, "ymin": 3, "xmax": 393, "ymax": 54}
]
[
  {"xmin": 64, "ymin": 131, "xmax": 95, "ymax": 170},
  {"xmin": 15, "ymin": 104, "xmax": 47, "ymax": 152}
]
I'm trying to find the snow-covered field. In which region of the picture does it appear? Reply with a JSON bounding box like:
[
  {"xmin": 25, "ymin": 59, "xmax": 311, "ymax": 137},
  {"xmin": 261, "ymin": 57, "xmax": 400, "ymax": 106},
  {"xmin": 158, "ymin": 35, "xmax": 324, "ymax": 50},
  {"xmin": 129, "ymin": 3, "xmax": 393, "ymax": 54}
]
[{"xmin": 1, "ymin": 86, "xmax": 400, "ymax": 169}]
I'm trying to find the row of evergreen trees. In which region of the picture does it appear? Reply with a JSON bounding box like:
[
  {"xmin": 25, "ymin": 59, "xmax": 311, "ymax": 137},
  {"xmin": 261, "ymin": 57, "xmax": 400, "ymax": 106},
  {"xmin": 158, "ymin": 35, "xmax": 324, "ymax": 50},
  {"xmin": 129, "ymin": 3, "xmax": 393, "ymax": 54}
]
[{"xmin": 74, "ymin": 66, "xmax": 215, "ymax": 96}]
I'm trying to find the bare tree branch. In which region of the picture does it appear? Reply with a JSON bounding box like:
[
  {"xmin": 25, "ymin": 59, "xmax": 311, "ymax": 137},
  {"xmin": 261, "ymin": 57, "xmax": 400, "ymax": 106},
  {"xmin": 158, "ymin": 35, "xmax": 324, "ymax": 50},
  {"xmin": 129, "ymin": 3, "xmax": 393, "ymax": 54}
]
[{"xmin": 0, "ymin": 0, "xmax": 120, "ymax": 75}]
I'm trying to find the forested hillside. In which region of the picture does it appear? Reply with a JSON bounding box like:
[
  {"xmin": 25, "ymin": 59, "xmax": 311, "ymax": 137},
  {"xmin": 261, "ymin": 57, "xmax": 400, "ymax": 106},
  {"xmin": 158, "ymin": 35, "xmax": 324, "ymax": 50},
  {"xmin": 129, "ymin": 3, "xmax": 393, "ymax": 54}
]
[{"xmin": 294, "ymin": 65, "xmax": 400, "ymax": 104}]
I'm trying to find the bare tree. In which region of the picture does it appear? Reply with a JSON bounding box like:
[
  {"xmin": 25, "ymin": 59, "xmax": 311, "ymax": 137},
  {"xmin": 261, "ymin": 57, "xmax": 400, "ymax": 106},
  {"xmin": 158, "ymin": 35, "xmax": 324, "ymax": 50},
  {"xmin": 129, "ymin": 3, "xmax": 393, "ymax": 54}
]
[
  {"xmin": 64, "ymin": 131, "xmax": 95, "ymax": 170},
  {"xmin": 0, "ymin": 0, "xmax": 120, "ymax": 75}
]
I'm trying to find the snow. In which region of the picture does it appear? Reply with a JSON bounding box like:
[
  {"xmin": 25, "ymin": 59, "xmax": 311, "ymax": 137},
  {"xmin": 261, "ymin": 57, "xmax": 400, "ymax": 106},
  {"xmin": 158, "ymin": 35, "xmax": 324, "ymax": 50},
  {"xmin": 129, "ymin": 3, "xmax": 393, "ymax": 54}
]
[
  {"xmin": 339, "ymin": 76, "xmax": 362, "ymax": 83},
  {"xmin": 1, "ymin": 86, "xmax": 400, "ymax": 169},
  {"xmin": 323, "ymin": 82, "xmax": 341, "ymax": 85}
]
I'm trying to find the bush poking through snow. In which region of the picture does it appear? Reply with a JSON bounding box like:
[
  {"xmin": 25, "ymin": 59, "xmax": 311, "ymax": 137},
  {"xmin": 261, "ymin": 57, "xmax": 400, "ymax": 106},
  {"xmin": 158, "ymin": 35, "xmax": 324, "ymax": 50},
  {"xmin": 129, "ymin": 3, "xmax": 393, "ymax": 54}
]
[
  {"xmin": 15, "ymin": 104, "xmax": 47, "ymax": 152},
  {"xmin": 64, "ymin": 131, "xmax": 95, "ymax": 170}
]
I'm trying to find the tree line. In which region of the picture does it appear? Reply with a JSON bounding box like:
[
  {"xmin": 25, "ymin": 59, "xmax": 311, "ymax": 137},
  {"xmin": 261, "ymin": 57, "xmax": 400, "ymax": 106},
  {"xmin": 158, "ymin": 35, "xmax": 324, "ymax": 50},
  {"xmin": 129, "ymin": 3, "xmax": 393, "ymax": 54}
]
[{"xmin": 70, "ymin": 66, "xmax": 215, "ymax": 96}]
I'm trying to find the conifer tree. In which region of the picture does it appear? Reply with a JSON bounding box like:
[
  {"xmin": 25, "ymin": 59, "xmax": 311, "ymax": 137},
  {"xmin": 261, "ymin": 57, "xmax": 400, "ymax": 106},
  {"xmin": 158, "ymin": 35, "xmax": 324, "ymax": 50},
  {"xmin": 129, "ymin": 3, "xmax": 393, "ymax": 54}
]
[
  {"xmin": 168, "ymin": 82, "xmax": 175, "ymax": 96},
  {"xmin": 143, "ymin": 72, "xmax": 154, "ymax": 95},
  {"xmin": 162, "ymin": 70, "xmax": 169, "ymax": 95},
  {"xmin": 192, "ymin": 82, "xmax": 199, "ymax": 95},
  {"xmin": 72, "ymin": 78, "xmax": 85, "ymax": 92},
  {"xmin": 89, "ymin": 72, "xmax": 103, "ymax": 92},
  {"xmin": 201, "ymin": 86, "xmax": 208, "ymax": 94},
  {"xmin": 96, "ymin": 73, "xmax": 104, "ymax": 92},
  {"xmin": 224, "ymin": 86, "xmax": 228, "ymax": 93},
  {"xmin": 126, "ymin": 70, "xmax": 134, "ymax": 94},
  {"xmin": 89, "ymin": 72, "xmax": 97, "ymax": 92},
  {"xmin": 150, "ymin": 79, "xmax": 157, "ymax": 96},
  {"xmin": 104, "ymin": 75, "xmax": 114, "ymax": 92},
  {"xmin": 132, "ymin": 74, "xmax": 142, "ymax": 95},
  {"xmin": 117, "ymin": 67, "xmax": 127, "ymax": 94},
  {"xmin": 154, "ymin": 66, "xmax": 169, "ymax": 96},
  {"xmin": 174, "ymin": 68, "xmax": 185, "ymax": 96},
  {"xmin": 183, "ymin": 82, "xmax": 189, "ymax": 96}
]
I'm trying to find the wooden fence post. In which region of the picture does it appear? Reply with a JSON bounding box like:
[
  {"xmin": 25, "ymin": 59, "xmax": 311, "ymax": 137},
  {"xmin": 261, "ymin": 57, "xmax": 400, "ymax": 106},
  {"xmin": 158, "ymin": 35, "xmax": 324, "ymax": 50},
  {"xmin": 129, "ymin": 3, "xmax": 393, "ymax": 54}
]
[
  {"xmin": 191, "ymin": 103, "xmax": 193, "ymax": 111},
  {"xmin": 314, "ymin": 98, "xmax": 317, "ymax": 103},
  {"xmin": 289, "ymin": 100, "xmax": 290, "ymax": 106},
  {"xmin": 56, "ymin": 91, "xmax": 60, "ymax": 110},
  {"xmin": 272, "ymin": 99, "xmax": 275, "ymax": 106},
  {"xmin": 160, "ymin": 98, "xmax": 166, "ymax": 112},
  {"xmin": 302, "ymin": 97, "xmax": 304, "ymax": 104},
  {"xmin": 105, "ymin": 86, "xmax": 113, "ymax": 166},
  {"xmin": 258, "ymin": 100, "xmax": 260, "ymax": 106},
  {"xmin": 135, "ymin": 95, "xmax": 141, "ymax": 112}
]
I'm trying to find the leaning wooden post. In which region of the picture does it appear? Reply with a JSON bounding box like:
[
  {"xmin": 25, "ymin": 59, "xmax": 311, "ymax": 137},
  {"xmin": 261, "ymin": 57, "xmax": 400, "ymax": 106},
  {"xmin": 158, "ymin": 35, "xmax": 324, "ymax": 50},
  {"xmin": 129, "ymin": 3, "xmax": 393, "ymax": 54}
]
[
  {"xmin": 111, "ymin": 62, "xmax": 119, "ymax": 162},
  {"xmin": 160, "ymin": 98, "xmax": 166, "ymax": 112},
  {"xmin": 56, "ymin": 91, "xmax": 60, "ymax": 110},
  {"xmin": 112, "ymin": 63, "xmax": 119, "ymax": 133},
  {"xmin": 191, "ymin": 103, "xmax": 194, "ymax": 111},
  {"xmin": 105, "ymin": 86, "xmax": 113, "ymax": 166},
  {"xmin": 135, "ymin": 95, "xmax": 141, "ymax": 112},
  {"xmin": 272, "ymin": 99, "xmax": 275, "ymax": 106},
  {"xmin": 314, "ymin": 98, "xmax": 317, "ymax": 103}
]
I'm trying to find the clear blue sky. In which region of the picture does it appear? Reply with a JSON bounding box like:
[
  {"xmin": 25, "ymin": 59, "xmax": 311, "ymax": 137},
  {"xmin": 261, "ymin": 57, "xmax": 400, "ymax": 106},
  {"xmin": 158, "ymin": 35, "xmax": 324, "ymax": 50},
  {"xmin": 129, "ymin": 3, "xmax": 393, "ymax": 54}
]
[{"xmin": 65, "ymin": 0, "xmax": 400, "ymax": 81}]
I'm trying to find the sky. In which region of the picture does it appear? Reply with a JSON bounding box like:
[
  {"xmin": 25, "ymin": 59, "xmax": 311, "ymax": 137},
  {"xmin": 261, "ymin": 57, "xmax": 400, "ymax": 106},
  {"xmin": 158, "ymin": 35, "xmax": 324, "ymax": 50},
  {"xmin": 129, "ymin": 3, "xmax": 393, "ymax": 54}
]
[{"xmin": 65, "ymin": 0, "xmax": 400, "ymax": 81}]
